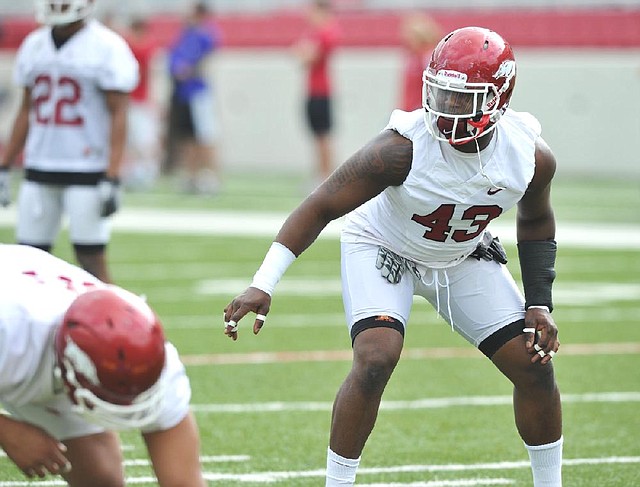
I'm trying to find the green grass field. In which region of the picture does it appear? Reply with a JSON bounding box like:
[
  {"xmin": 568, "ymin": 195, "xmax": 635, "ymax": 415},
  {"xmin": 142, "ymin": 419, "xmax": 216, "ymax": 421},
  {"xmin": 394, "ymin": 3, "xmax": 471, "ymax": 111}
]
[{"xmin": 0, "ymin": 172, "xmax": 639, "ymax": 486}]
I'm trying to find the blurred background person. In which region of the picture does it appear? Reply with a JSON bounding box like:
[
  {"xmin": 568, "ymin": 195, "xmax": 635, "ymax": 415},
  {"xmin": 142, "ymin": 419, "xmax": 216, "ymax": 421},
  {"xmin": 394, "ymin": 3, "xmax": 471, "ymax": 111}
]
[
  {"xmin": 122, "ymin": 16, "xmax": 162, "ymax": 191},
  {"xmin": 293, "ymin": 0, "xmax": 341, "ymax": 188},
  {"xmin": 398, "ymin": 12, "xmax": 441, "ymax": 112},
  {"xmin": 165, "ymin": 1, "xmax": 222, "ymax": 196},
  {"xmin": 0, "ymin": 0, "xmax": 138, "ymax": 283}
]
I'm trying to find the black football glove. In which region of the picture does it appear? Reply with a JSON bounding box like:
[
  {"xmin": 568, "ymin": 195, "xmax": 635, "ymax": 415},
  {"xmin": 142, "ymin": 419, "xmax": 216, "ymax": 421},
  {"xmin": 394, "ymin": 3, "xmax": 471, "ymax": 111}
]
[{"xmin": 97, "ymin": 177, "xmax": 121, "ymax": 217}]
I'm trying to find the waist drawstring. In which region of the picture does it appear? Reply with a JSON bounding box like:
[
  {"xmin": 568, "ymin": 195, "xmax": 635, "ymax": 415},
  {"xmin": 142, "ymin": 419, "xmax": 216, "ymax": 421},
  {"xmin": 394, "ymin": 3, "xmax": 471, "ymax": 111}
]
[{"xmin": 421, "ymin": 268, "xmax": 454, "ymax": 332}]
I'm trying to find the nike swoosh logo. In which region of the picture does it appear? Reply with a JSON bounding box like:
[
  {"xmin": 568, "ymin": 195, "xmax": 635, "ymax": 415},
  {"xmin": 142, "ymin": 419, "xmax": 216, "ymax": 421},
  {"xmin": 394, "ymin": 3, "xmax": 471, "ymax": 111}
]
[{"xmin": 487, "ymin": 188, "xmax": 503, "ymax": 195}]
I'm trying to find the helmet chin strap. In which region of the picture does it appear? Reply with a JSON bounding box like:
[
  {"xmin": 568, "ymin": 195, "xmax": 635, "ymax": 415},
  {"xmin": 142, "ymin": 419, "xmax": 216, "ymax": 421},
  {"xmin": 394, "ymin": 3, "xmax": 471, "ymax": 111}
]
[
  {"xmin": 434, "ymin": 111, "xmax": 503, "ymax": 189},
  {"xmin": 474, "ymin": 137, "xmax": 505, "ymax": 190}
]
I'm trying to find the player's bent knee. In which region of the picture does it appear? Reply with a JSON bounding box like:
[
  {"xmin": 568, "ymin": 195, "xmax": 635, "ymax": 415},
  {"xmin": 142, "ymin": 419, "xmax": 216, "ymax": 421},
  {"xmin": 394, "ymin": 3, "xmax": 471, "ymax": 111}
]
[
  {"xmin": 350, "ymin": 319, "xmax": 405, "ymax": 394},
  {"xmin": 523, "ymin": 360, "xmax": 557, "ymax": 390},
  {"xmin": 357, "ymin": 359, "xmax": 396, "ymax": 395},
  {"xmin": 494, "ymin": 344, "xmax": 557, "ymax": 393}
]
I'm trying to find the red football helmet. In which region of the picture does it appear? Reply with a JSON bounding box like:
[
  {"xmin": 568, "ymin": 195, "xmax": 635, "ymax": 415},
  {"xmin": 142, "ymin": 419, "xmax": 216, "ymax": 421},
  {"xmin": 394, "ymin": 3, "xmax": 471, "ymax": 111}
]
[
  {"xmin": 55, "ymin": 286, "xmax": 166, "ymax": 429},
  {"xmin": 422, "ymin": 26, "xmax": 517, "ymax": 145}
]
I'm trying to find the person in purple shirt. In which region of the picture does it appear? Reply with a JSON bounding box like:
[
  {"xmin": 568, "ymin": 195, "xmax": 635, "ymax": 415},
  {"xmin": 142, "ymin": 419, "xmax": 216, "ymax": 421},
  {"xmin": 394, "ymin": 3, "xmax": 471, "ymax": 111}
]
[{"xmin": 165, "ymin": 2, "xmax": 222, "ymax": 195}]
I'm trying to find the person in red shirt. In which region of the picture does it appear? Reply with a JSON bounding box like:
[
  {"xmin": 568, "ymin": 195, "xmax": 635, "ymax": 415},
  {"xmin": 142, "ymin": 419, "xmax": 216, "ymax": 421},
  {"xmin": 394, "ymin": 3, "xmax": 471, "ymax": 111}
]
[
  {"xmin": 399, "ymin": 13, "xmax": 441, "ymax": 112},
  {"xmin": 123, "ymin": 17, "xmax": 161, "ymax": 190},
  {"xmin": 293, "ymin": 0, "xmax": 341, "ymax": 185}
]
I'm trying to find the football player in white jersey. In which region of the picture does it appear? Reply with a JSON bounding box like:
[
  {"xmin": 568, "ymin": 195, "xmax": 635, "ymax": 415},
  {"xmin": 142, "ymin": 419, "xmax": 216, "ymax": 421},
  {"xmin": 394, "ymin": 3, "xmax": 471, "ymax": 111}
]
[
  {"xmin": 0, "ymin": 244, "xmax": 206, "ymax": 486},
  {"xmin": 224, "ymin": 27, "xmax": 563, "ymax": 486},
  {"xmin": 0, "ymin": 0, "xmax": 139, "ymax": 283}
]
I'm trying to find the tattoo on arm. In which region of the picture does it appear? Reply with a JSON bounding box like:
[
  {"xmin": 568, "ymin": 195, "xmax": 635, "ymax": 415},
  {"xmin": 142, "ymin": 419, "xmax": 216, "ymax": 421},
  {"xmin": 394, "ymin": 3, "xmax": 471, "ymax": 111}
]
[{"xmin": 326, "ymin": 130, "xmax": 412, "ymax": 193}]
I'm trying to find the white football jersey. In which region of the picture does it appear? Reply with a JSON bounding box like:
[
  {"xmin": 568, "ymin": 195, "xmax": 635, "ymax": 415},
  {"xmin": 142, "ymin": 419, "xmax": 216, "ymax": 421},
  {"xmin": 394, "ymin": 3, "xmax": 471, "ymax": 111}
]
[
  {"xmin": 341, "ymin": 108, "xmax": 541, "ymax": 268},
  {"xmin": 14, "ymin": 20, "xmax": 139, "ymax": 173},
  {"xmin": 0, "ymin": 244, "xmax": 103, "ymax": 406},
  {"xmin": 0, "ymin": 245, "xmax": 189, "ymax": 435}
]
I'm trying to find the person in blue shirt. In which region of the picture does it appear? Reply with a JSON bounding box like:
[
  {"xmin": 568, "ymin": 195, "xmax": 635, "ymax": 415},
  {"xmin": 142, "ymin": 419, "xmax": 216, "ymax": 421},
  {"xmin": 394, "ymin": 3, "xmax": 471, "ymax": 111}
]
[{"xmin": 165, "ymin": 2, "xmax": 222, "ymax": 195}]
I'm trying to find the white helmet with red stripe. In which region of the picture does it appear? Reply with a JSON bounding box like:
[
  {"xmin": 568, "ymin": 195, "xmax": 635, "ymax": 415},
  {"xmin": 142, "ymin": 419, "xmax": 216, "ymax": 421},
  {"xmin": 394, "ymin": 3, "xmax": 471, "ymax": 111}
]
[{"xmin": 35, "ymin": 0, "xmax": 95, "ymax": 26}]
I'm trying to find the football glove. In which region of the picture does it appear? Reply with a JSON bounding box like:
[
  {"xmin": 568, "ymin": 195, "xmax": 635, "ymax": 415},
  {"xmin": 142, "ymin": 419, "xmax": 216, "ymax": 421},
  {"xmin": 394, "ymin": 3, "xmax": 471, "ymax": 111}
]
[
  {"xmin": 97, "ymin": 177, "xmax": 121, "ymax": 217},
  {"xmin": 376, "ymin": 246, "xmax": 404, "ymax": 283},
  {"xmin": 0, "ymin": 167, "xmax": 10, "ymax": 207},
  {"xmin": 470, "ymin": 232, "xmax": 508, "ymax": 264},
  {"xmin": 376, "ymin": 246, "xmax": 420, "ymax": 284}
]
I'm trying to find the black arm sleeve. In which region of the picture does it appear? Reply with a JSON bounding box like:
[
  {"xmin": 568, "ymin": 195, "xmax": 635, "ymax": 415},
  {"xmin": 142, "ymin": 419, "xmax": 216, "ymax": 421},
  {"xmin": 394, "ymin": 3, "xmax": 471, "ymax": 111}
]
[{"xmin": 517, "ymin": 240, "xmax": 557, "ymax": 312}]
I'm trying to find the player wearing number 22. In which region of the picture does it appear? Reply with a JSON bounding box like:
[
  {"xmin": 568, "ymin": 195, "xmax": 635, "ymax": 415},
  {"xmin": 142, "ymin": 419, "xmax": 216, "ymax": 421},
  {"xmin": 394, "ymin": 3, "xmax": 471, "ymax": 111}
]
[
  {"xmin": 224, "ymin": 26, "xmax": 563, "ymax": 486},
  {"xmin": 0, "ymin": 0, "xmax": 138, "ymax": 284}
]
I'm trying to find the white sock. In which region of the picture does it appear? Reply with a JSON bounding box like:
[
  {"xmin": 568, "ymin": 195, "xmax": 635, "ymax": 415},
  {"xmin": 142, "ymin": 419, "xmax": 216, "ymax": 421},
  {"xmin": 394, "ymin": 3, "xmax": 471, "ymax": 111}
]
[
  {"xmin": 525, "ymin": 436, "xmax": 563, "ymax": 486},
  {"xmin": 326, "ymin": 447, "xmax": 360, "ymax": 486}
]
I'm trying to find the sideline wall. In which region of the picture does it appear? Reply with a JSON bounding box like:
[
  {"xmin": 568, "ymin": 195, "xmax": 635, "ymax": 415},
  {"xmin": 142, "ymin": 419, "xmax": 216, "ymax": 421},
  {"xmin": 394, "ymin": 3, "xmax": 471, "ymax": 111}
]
[{"xmin": 0, "ymin": 48, "xmax": 638, "ymax": 179}]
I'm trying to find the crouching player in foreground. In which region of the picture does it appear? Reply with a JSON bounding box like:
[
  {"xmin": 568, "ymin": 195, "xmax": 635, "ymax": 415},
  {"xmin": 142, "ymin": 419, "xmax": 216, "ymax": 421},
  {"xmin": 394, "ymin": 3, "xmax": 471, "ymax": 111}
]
[{"xmin": 0, "ymin": 244, "xmax": 206, "ymax": 486}]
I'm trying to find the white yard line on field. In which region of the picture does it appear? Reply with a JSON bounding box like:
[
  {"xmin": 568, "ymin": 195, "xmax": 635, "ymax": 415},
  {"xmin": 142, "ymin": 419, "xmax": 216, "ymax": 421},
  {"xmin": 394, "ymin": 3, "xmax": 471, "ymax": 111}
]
[
  {"xmin": 194, "ymin": 278, "xmax": 640, "ymax": 307},
  {"xmin": 160, "ymin": 306, "xmax": 640, "ymax": 331},
  {"xmin": 357, "ymin": 481, "xmax": 515, "ymax": 486},
  {"xmin": 0, "ymin": 207, "xmax": 639, "ymax": 249},
  {"xmin": 198, "ymin": 456, "xmax": 640, "ymax": 483},
  {"xmin": 0, "ymin": 457, "xmax": 637, "ymax": 486},
  {"xmin": 115, "ymin": 210, "xmax": 640, "ymax": 250},
  {"xmin": 211, "ymin": 276, "xmax": 632, "ymax": 298},
  {"xmin": 122, "ymin": 455, "xmax": 250, "ymax": 467},
  {"xmin": 180, "ymin": 342, "xmax": 640, "ymax": 367},
  {"xmin": 189, "ymin": 391, "xmax": 640, "ymax": 414}
]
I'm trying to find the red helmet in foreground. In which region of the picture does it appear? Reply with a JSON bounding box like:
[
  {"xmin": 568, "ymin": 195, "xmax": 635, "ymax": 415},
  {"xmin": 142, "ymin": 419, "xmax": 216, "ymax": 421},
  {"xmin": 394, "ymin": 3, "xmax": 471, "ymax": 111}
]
[
  {"xmin": 55, "ymin": 286, "xmax": 166, "ymax": 429},
  {"xmin": 422, "ymin": 26, "xmax": 517, "ymax": 145}
]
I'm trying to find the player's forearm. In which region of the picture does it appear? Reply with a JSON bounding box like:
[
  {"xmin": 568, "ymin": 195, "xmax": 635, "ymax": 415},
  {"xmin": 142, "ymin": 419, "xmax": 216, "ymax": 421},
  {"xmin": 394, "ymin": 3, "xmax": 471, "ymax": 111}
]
[
  {"xmin": 1, "ymin": 108, "xmax": 29, "ymax": 168},
  {"xmin": 275, "ymin": 197, "xmax": 335, "ymax": 257},
  {"xmin": 516, "ymin": 206, "xmax": 557, "ymax": 311},
  {"xmin": 252, "ymin": 201, "xmax": 331, "ymax": 295},
  {"xmin": 106, "ymin": 105, "xmax": 128, "ymax": 179},
  {"xmin": 516, "ymin": 209, "xmax": 556, "ymax": 242},
  {"xmin": 517, "ymin": 238, "xmax": 557, "ymax": 312},
  {"xmin": 0, "ymin": 413, "xmax": 25, "ymax": 448}
]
